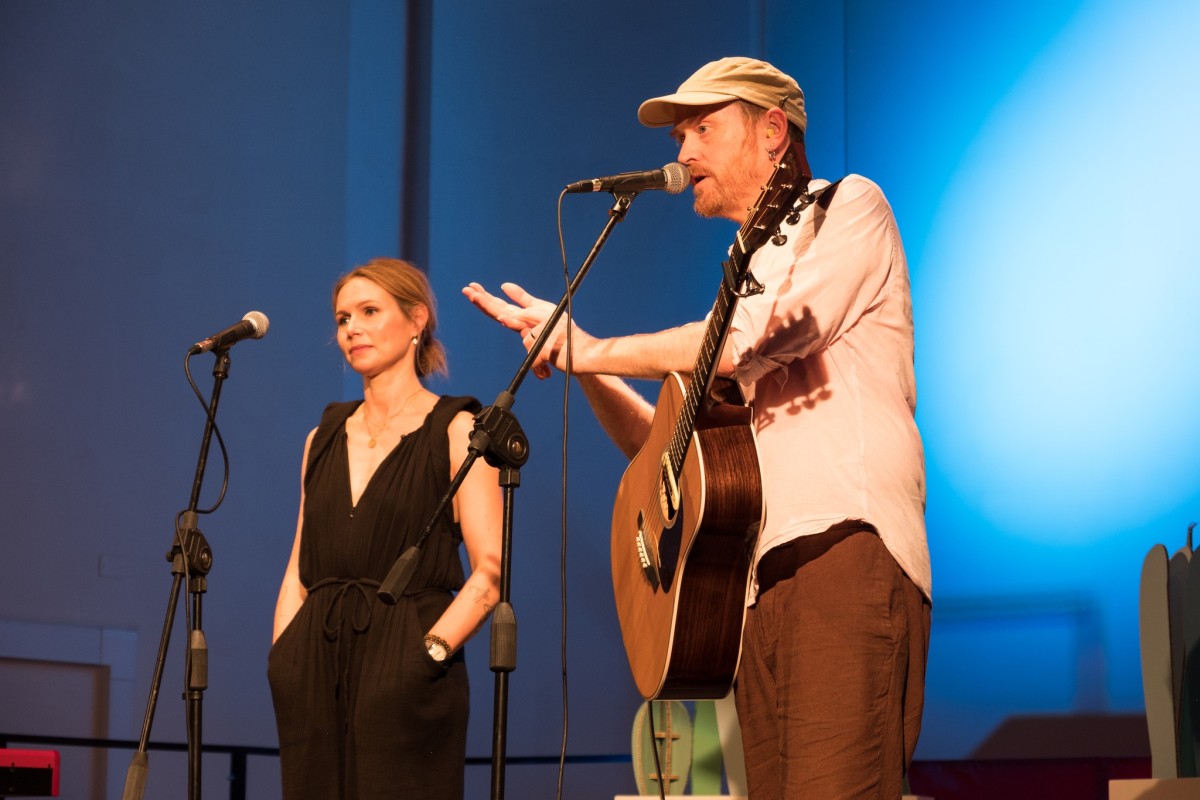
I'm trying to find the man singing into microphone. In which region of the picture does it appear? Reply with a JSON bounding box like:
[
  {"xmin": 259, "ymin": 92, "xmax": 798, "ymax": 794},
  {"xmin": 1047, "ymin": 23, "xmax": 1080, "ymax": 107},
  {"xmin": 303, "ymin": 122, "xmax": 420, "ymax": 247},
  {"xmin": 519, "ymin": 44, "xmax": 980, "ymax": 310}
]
[{"xmin": 465, "ymin": 56, "xmax": 931, "ymax": 799}]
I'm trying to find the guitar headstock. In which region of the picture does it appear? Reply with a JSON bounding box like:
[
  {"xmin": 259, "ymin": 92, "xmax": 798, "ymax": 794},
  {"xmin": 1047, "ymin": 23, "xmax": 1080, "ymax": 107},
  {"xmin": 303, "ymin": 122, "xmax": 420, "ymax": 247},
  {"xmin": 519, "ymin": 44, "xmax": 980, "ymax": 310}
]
[{"xmin": 734, "ymin": 141, "xmax": 811, "ymax": 259}]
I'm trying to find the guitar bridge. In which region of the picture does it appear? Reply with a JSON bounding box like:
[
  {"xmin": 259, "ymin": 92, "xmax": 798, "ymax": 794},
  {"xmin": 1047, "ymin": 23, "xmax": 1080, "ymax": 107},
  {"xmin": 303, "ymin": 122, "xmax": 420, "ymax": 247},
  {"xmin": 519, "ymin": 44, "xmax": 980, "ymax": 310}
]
[{"xmin": 636, "ymin": 511, "xmax": 660, "ymax": 592}]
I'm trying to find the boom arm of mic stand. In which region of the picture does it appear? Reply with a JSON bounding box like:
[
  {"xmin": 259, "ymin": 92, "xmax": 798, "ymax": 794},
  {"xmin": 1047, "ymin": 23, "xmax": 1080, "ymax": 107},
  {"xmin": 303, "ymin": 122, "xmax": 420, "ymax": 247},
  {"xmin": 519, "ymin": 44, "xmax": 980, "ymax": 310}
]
[
  {"xmin": 376, "ymin": 391, "xmax": 529, "ymax": 601},
  {"xmin": 376, "ymin": 189, "xmax": 640, "ymax": 602}
]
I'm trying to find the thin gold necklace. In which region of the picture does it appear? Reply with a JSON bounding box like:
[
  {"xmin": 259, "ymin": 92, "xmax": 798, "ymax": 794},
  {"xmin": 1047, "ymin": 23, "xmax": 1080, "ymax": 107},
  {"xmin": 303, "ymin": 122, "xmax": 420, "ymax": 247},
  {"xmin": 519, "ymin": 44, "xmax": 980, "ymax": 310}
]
[{"xmin": 364, "ymin": 386, "xmax": 425, "ymax": 448}]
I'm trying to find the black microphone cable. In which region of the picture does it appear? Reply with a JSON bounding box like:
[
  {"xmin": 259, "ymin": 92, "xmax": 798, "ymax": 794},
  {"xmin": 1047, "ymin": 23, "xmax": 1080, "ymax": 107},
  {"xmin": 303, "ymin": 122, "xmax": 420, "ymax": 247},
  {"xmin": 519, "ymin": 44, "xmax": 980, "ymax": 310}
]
[{"xmin": 554, "ymin": 187, "xmax": 572, "ymax": 800}]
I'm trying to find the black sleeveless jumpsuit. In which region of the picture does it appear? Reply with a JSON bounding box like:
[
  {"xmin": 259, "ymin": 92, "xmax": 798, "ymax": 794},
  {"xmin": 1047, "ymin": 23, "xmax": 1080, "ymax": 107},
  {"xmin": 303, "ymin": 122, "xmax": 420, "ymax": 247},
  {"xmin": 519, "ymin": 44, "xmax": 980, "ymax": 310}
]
[{"xmin": 268, "ymin": 396, "xmax": 479, "ymax": 799}]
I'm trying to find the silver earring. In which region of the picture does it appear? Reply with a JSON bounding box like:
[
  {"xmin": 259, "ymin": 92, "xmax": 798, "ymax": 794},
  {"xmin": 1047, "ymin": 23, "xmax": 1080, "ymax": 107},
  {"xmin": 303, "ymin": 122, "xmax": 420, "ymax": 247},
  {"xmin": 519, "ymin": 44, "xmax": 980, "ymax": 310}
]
[
  {"xmin": 768, "ymin": 148, "xmax": 777, "ymax": 161},
  {"xmin": 411, "ymin": 336, "xmax": 419, "ymax": 345}
]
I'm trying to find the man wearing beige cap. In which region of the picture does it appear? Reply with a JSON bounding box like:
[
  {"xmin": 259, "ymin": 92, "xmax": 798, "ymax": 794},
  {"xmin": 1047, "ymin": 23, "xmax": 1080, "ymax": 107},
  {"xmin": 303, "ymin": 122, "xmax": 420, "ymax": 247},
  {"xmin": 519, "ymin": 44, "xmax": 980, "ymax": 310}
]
[{"xmin": 466, "ymin": 56, "xmax": 931, "ymax": 799}]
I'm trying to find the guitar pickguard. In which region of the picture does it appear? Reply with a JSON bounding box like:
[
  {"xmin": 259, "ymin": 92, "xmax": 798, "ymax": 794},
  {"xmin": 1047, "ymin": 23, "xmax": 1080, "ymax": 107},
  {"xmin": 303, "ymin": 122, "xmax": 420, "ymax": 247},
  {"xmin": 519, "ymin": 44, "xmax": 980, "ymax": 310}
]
[{"xmin": 635, "ymin": 501, "xmax": 683, "ymax": 594}]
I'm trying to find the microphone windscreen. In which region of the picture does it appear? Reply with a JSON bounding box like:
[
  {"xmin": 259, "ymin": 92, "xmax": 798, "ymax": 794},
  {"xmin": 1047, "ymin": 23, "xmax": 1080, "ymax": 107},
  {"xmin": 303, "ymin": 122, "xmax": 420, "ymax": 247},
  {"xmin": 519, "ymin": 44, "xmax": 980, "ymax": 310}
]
[
  {"xmin": 243, "ymin": 310, "xmax": 270, "ymax": 339},
  {"xmin": 662, "ymin": 162, "xmax": 691, "ymax": 195}
]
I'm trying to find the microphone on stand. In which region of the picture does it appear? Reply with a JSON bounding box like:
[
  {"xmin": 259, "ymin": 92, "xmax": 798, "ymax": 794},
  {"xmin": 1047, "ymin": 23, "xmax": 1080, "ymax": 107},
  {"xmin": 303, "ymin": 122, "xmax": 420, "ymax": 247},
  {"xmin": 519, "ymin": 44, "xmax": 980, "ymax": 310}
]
[
  {"xmin": 565, "ymin": 162, "xmax": 691, "ymax": 195},
  {"xmin": 188, "ymin": 311, "xmax": 270, "ymax": 354}
]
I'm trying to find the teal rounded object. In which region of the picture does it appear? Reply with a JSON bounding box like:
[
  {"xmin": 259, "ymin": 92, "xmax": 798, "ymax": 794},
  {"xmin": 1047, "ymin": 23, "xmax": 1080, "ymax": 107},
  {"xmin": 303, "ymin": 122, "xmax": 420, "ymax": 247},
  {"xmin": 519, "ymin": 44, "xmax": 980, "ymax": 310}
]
[{"xmin": 631, "ymin": 700, "xmax": 693, "ymax": 795}]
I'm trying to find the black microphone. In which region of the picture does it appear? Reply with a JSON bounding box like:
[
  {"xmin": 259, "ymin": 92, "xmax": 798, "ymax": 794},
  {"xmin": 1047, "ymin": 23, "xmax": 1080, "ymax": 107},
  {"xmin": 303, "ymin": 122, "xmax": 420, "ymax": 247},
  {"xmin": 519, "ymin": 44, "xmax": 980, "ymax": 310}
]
[
  {"xmin": 565, "ymin": 162, "xmax": 691, "ymax": 195},
  {"xmin": 188, "ymin": 311, "xmax": 270, "ymax": 354}
]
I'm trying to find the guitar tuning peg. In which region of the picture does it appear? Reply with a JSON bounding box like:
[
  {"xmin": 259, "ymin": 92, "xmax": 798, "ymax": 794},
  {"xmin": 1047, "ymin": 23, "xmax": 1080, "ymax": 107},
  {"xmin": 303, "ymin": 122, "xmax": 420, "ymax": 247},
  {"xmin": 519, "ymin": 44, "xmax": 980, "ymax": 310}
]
[{"xmin": 771, "ymin": 232, "xmax": 788, "ymax": 247}]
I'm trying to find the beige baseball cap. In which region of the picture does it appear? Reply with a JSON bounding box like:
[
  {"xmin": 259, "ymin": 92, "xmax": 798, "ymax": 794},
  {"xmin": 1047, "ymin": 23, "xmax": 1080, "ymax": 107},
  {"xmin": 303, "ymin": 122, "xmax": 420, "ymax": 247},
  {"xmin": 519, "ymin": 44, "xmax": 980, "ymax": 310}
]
[{"xmin": 637, "ymin": 56, "xmax": 807, "ymax": 133}]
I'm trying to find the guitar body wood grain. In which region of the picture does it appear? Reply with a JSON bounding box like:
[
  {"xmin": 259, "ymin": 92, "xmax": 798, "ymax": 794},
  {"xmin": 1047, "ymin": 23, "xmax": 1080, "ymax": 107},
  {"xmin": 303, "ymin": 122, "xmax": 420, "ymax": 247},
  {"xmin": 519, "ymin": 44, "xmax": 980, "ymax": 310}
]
[{"xmin": 611, "ymin": 373, "xmax": 764, "ymax": 700}]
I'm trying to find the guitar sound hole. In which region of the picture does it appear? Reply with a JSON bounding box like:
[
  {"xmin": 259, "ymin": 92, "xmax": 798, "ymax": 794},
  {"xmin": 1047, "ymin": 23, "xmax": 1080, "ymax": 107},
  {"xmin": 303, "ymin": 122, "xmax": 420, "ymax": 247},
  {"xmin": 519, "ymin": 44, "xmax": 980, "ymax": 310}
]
[{"xmin": 659, "ymin": 483, "xmax": 674, "ymax": 522}]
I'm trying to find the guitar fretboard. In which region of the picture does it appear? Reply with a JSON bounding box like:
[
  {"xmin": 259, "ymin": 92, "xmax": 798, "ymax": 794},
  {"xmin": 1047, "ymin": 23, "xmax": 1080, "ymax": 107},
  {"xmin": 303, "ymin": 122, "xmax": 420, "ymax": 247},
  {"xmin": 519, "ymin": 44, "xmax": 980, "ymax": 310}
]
[
  {"xmin": 661, "ymin": 144, "xmax": 808, "ymax": 479},
  {"xmin": 664, "ymin": 262, "xmax": 742, "ymax": 476}
]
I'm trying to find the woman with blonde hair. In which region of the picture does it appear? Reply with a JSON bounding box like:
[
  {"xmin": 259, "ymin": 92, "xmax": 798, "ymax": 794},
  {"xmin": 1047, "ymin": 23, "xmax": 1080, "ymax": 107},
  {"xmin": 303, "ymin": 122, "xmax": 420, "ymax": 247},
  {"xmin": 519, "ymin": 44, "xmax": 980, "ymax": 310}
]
[{"xmin": 269, "ymin": 258, "xmax": 501, "ymax": 799}]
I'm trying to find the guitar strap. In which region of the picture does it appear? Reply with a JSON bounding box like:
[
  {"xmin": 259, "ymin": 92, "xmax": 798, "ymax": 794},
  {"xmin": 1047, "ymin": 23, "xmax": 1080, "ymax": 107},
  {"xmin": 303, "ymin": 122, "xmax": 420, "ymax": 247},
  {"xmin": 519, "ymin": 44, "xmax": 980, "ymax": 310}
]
[
  {"xmin": 803, "ymin": 178, "xmax": 843, "ymax": 240},
  {"xmin": 791, "ymin": 177, "xmax": 842, "ymax": 222},
  {"xmin": 709, "ymin": 179, "xmax": 845, "ymax": 409},
  {"xmin": 816, "ymin": 178, "xmax": 842, "ymax": 209}
]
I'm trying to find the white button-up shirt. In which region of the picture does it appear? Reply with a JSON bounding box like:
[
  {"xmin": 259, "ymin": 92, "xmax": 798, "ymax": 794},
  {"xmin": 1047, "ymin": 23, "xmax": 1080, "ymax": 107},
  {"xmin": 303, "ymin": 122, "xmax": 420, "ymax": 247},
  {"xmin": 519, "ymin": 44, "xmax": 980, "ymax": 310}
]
[{"xmin": 730, "ymin": 174, "xmax": 931, "ymax": 601}]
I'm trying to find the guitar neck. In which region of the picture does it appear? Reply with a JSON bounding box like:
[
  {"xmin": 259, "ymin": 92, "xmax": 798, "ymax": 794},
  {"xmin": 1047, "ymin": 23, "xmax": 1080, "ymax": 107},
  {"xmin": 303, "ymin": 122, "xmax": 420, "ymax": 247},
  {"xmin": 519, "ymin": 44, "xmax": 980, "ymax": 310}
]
[
  {"xmin": 664, "ymin": 265, "xmax": 742, "ymax": 477},
  {"xmin": 660, "ymin": 141, "xmax": 809, "ymax": 479}
]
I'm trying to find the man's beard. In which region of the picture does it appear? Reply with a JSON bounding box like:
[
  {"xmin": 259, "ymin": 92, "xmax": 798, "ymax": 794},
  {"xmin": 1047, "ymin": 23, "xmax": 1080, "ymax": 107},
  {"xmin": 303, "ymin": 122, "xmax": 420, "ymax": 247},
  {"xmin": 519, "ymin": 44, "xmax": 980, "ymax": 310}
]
[{"xmin": 692, "ymin": 137, "xmax": 760, "ymax": 221}]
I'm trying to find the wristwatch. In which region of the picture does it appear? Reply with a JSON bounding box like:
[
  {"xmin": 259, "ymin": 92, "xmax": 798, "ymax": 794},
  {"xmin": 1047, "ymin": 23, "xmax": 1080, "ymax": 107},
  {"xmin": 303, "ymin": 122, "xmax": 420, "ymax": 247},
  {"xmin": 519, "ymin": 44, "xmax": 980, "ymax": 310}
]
[{"xmin": 424, "ymin": 634, "xmax": 450, "ymax": 663}]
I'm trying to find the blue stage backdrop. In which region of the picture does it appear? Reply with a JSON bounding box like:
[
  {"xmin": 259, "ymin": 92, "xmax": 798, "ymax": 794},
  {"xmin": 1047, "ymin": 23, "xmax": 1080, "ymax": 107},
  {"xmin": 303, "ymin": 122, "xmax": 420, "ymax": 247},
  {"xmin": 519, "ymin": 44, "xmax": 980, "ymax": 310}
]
[{"xmin": 1, "ymin": 1, "xmax": 1197, "ymax": 798}]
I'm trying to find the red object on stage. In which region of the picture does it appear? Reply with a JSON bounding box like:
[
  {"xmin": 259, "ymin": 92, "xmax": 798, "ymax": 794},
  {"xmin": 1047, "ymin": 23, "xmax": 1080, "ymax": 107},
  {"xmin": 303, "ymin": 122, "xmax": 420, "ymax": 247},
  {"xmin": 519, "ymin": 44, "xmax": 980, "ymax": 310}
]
[{"xmin": 0, "ymin": 749, "xmax": 60, "ymax": 797}]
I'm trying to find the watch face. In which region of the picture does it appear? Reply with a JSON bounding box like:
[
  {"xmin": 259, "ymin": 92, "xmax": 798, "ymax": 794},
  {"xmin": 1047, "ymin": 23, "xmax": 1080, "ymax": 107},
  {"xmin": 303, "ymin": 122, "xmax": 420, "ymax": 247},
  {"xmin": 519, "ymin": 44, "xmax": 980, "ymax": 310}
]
[{"xmin": 427, "ymin": 642, "xmax": 448, "ymax": 662}]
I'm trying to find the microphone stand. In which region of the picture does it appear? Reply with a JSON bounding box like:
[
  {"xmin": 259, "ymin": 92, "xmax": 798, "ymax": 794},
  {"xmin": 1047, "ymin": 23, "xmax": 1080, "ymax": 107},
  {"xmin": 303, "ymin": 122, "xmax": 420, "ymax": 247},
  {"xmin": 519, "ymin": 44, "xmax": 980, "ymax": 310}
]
[
  {"xmin": 377, "ymin": 189, "xmax": 642, "ymax": 800},
  {"xmin": 122, "ymin": 347, "xmax": 232, "ymax": 800}
]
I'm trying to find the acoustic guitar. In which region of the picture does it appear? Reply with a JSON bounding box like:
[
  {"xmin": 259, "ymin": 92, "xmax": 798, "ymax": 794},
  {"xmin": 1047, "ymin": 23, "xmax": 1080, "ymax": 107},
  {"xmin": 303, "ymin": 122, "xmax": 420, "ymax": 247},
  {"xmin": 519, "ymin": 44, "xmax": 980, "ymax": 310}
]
[{"xmin": 610, "ymin": 143, "xmax": 811, "ymax": 699}]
